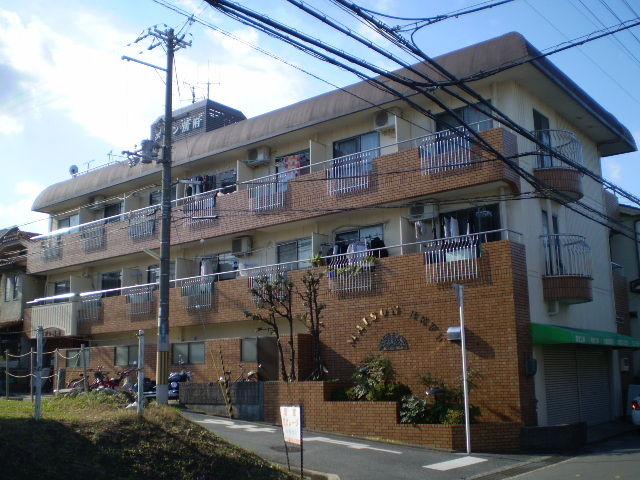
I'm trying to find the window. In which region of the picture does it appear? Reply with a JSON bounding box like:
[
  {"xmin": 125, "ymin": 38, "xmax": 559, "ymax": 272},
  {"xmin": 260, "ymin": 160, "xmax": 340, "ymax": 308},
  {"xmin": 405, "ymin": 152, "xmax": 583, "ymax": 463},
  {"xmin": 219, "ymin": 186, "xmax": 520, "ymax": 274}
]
[
  {"xmin": 57, "ymin": 214, "xmax": 79, "ymax": 232},
  {"xmin": 149, "ymin": 190, "xmax": 162, "ymax": 206},
  {"xmin": 277, "ymin": 238, "xmax": 312, "ymax": 270},
  {"xmin": 115, "ymin": 345, "xmax": 138, "ymax": 366},
  {"xmin": 333, "ymin": 132, "xmax": 379, "ymax": 158},
  {"xmin": 53, "ymin": 280, "xmax": 70, "ymax": 296},
  {"xmin": 104, "ymin": 202, "xmax": 123, "ymax": 223},
  {"xmin": 276, "ymin": 150, "xmax": 310, "ymax": 177},
  {"xmin": 216, "ymin": 252, "xmax": 238, "ymax": 280},
  {"xmin": 4, "ymin": 273, "xmax": 20, "ymax": 302},
  {"xmin": 101, "ymin": 271, "xmax": 122, "ymax": 297},
  {"xmin": 241, "ymin": 338, "xmax": 258, "ymax": 362},
  {"xmin": 219, "ymin": 170, "xmax": 236, "ymax": 194},
  {"xmin": 533, "ymin": 109, "xmax": 552, "ymax": 168},
  {"xmin": 146, "ymin": 262, "xmax": 176, "ymax": 284},
  {"xmin": 66, "ymin": 348, "xmax": 90, "ymax": 368},
  {"xmin": 439, "ymin": 204, "xmax": 501, "ymax": 241},
  {"xmin": 171, "ymin": 342, "xmax": 204, "ymax": 364},
  {"xmin": 335, "ymin": 224, "xmax": 384, "ymax": 248},
  {"xmin": 435, "ymin": 101, "xmax": 492, "ymax": 133}
]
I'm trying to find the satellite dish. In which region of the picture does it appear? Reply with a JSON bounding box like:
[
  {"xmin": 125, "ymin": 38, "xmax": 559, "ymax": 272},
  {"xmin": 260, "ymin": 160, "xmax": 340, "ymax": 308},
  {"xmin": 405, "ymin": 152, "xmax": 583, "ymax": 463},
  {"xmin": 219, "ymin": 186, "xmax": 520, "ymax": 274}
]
[{"xmin": 69, "ymin": 165, "xmax": 79, "ymax": 176}]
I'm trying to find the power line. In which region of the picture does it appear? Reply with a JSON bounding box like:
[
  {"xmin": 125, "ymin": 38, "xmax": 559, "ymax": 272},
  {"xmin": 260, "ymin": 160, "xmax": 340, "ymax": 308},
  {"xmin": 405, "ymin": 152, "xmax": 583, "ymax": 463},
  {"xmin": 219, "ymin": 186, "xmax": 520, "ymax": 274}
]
[
  {"xmin": 597, "ymin": 0, "xmax": 640, "ymax": 49},
  {"xmin": 203, "ymin": 0, "xmax": 636, "ymax": 237}
]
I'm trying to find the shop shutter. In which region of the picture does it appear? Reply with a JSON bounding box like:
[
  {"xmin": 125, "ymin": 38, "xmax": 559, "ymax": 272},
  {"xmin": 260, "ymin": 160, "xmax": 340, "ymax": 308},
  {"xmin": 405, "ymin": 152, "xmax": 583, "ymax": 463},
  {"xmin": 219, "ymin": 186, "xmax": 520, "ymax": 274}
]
[
  {"xmin": 576, "ymin": 348, "xmax": 611, "ymax": 426},
  {"xmin": 544, "ymin": 346, "xmax": 580, "ymax": 425}
]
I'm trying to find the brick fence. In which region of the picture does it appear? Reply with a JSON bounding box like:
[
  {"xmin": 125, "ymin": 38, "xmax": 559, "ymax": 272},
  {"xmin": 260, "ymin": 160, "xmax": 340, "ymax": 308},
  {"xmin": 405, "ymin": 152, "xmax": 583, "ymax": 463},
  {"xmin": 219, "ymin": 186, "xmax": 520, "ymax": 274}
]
[{"xmin": 263, "ymin": 380, "xmax": 521, "ymax": 452}]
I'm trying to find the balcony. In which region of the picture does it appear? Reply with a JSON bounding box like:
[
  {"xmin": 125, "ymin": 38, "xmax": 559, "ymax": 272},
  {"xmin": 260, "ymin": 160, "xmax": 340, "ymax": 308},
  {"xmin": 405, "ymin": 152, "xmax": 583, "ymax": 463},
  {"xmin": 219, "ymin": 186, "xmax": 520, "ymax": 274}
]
[
  {"xmin": 541, "ymin": 234, "xmax": 592, "ymax": 304},
  {"xmin": 249, "ymin": 173, "xmax": 286, "ymax": 212},
  {"xmin": 326, "ymin": 150, "xmax": 376, "ymax": 196},
  {"xmin": 180, "ymin": 277, "xmax": 214, "ymax": 310},
  {"xmin": 419, "ymin": 119, "xmax": 491, "ymax": 175},
  {"xmin": 327, "ymin": 251, "xmax": 374, "ymax": 294},
  {"xmin": 531, "ymin": 129, "xmax": 584, "ymax": 202},
  {"xmin": 27, "ymin": 128, "xmax": 519, "ymax": 274},
  {"xmin": 26, "ymin": 294, "xmax": 79, "ymax": 338},
  {"xmin": 28, "ymin": 233, "xmax": 524, "ymax": 336}
]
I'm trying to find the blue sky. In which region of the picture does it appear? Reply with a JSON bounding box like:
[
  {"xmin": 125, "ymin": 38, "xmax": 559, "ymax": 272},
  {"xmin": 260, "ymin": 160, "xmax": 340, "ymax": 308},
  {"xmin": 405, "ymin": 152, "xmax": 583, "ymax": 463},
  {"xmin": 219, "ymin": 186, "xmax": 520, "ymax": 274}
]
[{"xmin": 1, "ymin": 0, "xmax": 639, "ymax": 233}]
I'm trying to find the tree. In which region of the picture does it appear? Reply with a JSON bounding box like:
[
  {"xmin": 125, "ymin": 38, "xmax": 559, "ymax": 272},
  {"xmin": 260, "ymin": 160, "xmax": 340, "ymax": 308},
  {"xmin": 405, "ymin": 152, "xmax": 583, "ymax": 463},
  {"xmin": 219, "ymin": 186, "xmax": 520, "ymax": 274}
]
[
  {"xmin": 296, "ymin": 269, "xmax": 327, "ymax": 380},
  {"xmin": 244, "ymin": 273, "xmax": 296, "ymax": 381}
]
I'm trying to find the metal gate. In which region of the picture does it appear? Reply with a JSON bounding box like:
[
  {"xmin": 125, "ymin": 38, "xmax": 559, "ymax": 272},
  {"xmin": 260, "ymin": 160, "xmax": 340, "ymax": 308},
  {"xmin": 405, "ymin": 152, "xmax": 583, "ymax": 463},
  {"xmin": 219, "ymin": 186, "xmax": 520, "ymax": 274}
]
[{"xmin": 544, "ymin": 346, "xmax": 611, "ymax": 425}]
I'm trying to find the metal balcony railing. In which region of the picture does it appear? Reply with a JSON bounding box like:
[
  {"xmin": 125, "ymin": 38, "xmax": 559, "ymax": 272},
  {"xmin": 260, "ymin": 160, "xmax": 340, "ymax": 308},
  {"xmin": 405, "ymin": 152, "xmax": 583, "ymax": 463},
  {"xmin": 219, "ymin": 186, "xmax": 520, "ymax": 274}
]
[
  {"xmin": 423, "ymin": 233, "xmax": 482, "ymax": 283},
  {"xmin": 419, "ymin": 120, "xmax": 491, "ymax": 175},
  {"xmin": 249, "ymin": 173, "xmax": 286, "ymax": 211},
  {"xmin": 182, "ymin": 191, "xmax": 217, "ymax": 225},
  {"xmin": 530, "ymin": 129, "xmax": 583, "ymax": 169},
  {"xmin": 128, "ymin": 209, "xmax": 157, "ymax": 239},
  {"xmin": 541, "ymin": 234, "xmax": 592, "ymax": 278},
  {"xmin": 125, "ymin": 285, "xmax": 156, "ymax": 316},
  {"xmin": 80, "ymin": 223, "xmax": 106, "ymax": 252},
  {"xmin": 78, "ymin": 293, "xmax": 102, "ymax": 323},
  {"xmin": 247, "ymin": 264, "xmax": 290, "ymax": 301},
  {"xmin": 327, "ymin": 251, "xmax": 374, "ymax": 294},
  {"xmin": 180, "ymin": 276, "xmax": 214, "ymax": 310},
  {"xmin": 327, "ymin": 149, "xmax": 378, "ymax": 195},
  {"xmin": 40, "ymin": 236, "xmax": 62, "ymax": 261}
]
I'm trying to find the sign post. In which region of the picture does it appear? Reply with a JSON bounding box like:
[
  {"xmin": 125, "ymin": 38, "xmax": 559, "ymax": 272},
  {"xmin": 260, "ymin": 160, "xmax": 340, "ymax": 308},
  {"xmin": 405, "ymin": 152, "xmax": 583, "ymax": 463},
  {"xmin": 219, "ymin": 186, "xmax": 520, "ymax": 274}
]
[
  {"xmin": 280, "ymin": 405, "xmax": 303, "ymax": 479},
  {"xmin": 453, "ymin": 284, "xmax": 471, "ymax": 455}
]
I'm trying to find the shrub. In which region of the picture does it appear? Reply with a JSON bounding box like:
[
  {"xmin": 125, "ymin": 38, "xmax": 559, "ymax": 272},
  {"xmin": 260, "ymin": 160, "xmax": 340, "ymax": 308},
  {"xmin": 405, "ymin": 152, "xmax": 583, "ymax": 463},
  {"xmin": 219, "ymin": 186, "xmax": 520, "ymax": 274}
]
[{"xmin": 345, "ymin": 355, "xmax": 410, "ymax": 402}]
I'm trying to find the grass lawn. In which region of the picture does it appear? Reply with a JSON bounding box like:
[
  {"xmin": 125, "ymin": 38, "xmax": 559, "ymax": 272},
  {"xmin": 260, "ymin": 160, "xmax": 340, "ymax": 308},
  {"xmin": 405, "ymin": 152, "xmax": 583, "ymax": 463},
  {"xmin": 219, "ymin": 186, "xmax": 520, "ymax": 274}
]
[{"xmin": 0, "ymin": 393, "xmax": 296, "ymax": 480}]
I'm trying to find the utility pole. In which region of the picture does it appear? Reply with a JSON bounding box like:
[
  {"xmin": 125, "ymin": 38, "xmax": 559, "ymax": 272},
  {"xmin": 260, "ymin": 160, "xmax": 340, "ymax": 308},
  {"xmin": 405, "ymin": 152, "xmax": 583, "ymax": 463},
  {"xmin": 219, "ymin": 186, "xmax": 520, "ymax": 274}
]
[{"xmin": 122, "ymin": 27, "xmax": 191, "ymax": 405}]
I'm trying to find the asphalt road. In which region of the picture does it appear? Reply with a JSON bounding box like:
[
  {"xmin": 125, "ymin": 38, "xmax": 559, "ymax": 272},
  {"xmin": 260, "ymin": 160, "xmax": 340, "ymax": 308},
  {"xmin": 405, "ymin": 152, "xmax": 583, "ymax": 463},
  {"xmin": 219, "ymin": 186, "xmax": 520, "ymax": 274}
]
[
  {"xmin": 511, "ymin": 431, "xmax": 640, "ymax": 480},
  {"xmin": 181, "ymin": 411, "xmax": 551, "ymax": 480}
]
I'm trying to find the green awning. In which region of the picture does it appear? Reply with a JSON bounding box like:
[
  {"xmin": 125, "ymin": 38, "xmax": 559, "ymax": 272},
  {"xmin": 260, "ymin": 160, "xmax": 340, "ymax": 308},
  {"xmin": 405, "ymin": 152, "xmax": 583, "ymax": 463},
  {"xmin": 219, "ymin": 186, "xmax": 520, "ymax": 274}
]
[{"xmin": 532, "ymin": 323, "xmax": 640, "ymax": 348}]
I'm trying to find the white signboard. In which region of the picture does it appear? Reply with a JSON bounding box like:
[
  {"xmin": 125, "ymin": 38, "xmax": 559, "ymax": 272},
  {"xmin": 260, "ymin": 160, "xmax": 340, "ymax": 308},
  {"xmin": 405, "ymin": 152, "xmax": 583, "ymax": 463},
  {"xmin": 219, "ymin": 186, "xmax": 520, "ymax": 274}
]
[{"xmin": 280, "ymin": 405, "xmax": 302, "ymax": 445}]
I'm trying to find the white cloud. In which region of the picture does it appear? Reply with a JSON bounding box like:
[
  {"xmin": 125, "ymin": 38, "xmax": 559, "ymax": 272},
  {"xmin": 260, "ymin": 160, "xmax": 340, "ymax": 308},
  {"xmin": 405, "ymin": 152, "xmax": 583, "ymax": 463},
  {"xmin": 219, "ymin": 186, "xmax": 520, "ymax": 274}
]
[
  {"xmin": 0, "ymin": 114, "xmax": 23, "ymax": 135},
  {"xmin": 0, "ymin": 181, "xmax": 48, "ymax": 233}
]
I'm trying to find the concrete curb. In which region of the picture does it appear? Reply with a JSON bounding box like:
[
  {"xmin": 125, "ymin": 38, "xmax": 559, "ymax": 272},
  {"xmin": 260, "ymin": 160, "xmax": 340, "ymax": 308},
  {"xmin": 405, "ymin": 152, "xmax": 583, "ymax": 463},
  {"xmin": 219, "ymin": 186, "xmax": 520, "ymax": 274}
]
[{"xmin": 302, "ymin": 468, "xmax": 340, "ymax": 480}]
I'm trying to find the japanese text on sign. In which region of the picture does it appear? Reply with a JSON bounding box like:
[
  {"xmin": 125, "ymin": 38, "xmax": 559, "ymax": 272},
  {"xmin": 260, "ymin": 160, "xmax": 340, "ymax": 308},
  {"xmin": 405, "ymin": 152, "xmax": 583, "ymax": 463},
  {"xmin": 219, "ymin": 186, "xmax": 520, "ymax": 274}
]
[{"xmin": 280, "ymin": 405, "xmax": 302, "ymax": 445}]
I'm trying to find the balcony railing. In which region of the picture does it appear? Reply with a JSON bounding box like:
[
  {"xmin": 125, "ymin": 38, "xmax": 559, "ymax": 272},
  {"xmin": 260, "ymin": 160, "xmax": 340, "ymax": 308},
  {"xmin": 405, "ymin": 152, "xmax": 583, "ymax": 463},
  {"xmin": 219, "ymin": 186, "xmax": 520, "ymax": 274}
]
[
  {"xmin": 326, "ymin": 149, "xmax": 377, "ymax": 195},
  {"xmin": 246, "ymin": 264, "xmax": 291, "ymax": 301},
  {"xmin": 40, "ymin": 236, "xmax": 62, "ymax": 261},
  {"xmin": 180, "ymin": 276, "xmax": 214, "ymax": 310},
  {"xmin": 80, "ymin": 223, "xmax": 106, "ymax": 252},
  {"xmin": 182, "ymin": 191, "xmax": 217, "ymax": 225},
  {"xmin": 419, "ymin": 120, "xmax": 491, "ymax": 175},
  {"xmin": 78, "ymin": 293, "xmax": 102, "ymax": 323},
  {"xmin": 128, "ymin": 209, "xmax": 157, "ymax": 238},
  {"xmin": 249, "ymin": 173, "xmax": 286, "ymax": 211},
  {"xmin": 27, "ymin": 230, "xmax": 521, "ymax": 322},
  {"xmin": 424, "ymin": 233, "xmax": 482, "ymax": 283},
  {"xmin": 541, "ymin": 234, "xmax": 592, "ymax": 278},
  {"xmin": 27, "ymin": 295, "xmax": 78, "ymax": 338},
  {"xmin": 32, "ymin": 128, "xmax": 512, "ymax": 251},
  {"xmin": 125, "ymin": 285, "xmax": 156, "ymax": 316},
  {"xmin": 530, "ymin": 129, "xmax": 583, "ymax": 169},
  {"xmin": 327, "ymin": 251, "xmax": 374, "ymax": 294}
]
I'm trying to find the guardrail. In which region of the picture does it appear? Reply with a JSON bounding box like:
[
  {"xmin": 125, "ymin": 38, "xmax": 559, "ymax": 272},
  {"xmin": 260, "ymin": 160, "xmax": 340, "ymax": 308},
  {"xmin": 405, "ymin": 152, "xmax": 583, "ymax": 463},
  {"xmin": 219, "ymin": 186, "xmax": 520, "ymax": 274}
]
[
  {"xmin": 530, "ymin": 129, "xmax": 583, "ymax": 169},
  {"xmin": 541, "ymin": 234, "xmax": 591, "ymax": 277},
  {"xmin": 419, "ymin": 119, "xmax": 491, "ymax": 175}
]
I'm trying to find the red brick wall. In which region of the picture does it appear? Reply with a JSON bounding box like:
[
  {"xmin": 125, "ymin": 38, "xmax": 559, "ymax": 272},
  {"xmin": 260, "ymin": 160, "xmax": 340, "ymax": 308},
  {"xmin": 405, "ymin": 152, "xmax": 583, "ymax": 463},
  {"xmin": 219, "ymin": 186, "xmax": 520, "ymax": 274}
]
[
  {"xmin": 263, "ymin": 381, "xmax": 521, "ymax": 452},
  {"xmin": 27, "ymin": 128, "xmax": 519, "ymax": 274},
  {"xmin": 46, "ymin": 240, "xmax": 535, "ymax": 426}
]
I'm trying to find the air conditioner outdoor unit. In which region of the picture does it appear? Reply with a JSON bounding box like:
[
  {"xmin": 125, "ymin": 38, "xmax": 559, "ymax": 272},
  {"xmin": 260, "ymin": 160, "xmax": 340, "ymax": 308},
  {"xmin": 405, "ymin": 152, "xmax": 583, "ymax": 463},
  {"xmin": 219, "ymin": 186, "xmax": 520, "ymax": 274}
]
[
  {"xmin": 232, "ymin": 236, "xmax": 253, "ymax": 257},
  {"xmin": 87, "ymin": 195, "xmax": 106, "ymax": 211},
  {"xmin": 244, "ymin": 146, "xmax": 271, "ymax": 168},
  {"xmin": 408, "ymin": 203, "xmax": 436, "ymax": 222},
  {"xmin": 373, "ymin": 108, "xmax": 400, "ymax": 132}
]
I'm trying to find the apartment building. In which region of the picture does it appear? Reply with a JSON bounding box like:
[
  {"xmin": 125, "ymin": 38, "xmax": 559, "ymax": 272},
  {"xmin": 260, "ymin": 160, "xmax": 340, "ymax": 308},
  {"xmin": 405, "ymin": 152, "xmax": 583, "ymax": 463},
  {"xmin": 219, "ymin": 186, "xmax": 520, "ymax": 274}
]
[
  {"xmin": 1, "ymin": 227, "xmax": 44, "ymax": 371},
  {"xmin": 24, "ymin": 32, "xmax": 639, "ymax": 430}
]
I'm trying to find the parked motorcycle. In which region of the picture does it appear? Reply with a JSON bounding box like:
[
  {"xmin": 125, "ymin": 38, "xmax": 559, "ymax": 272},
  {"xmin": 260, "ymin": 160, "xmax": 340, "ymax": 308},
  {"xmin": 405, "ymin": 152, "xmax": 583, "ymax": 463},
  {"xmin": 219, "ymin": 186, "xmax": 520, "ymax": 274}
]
[{"xmin": 134, "ymin": 370, "xmax": 193, "ymax": 400}]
